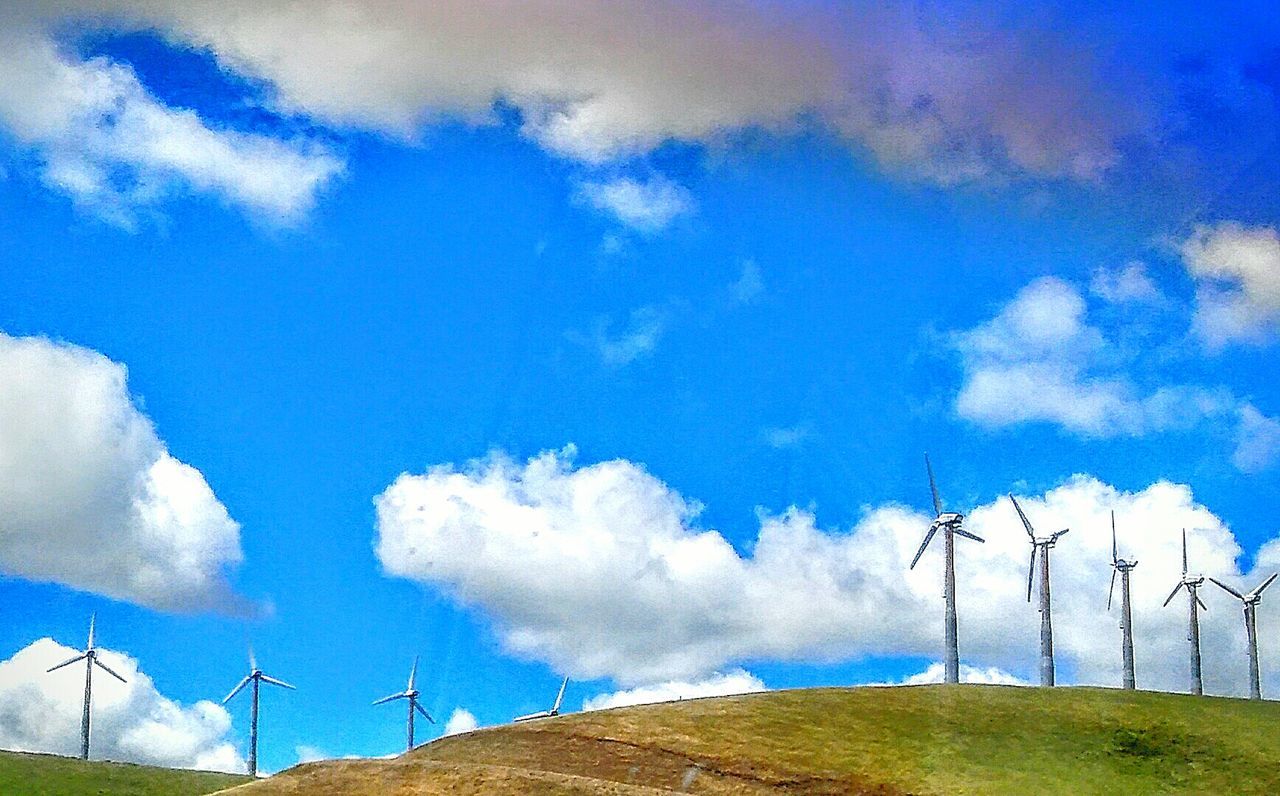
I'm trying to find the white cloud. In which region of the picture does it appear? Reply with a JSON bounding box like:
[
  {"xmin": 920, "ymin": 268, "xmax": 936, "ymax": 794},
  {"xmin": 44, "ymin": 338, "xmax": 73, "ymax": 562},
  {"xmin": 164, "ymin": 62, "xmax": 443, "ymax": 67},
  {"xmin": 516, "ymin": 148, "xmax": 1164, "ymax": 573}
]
[
  {"xmin": 374, "ymin": 445, "xmax": 1280, "ymax": 696},
  {"xmin": 442, "ymin": 708, "xmax": 478, "ymax": 737},
  {"xmin": 873, "ymin": 663, "xmax": 1029, "ymax": 687},
  {"xmin": 952, "ymin": 277, "xmax": 1236, "ymax": 438},
  {"xmin": 1, "ymin": 1, "xmax": 1149, "ymax": 196},
  {"xmin": 1234, "ymin": 404, "xmax": 1280, "ymax": 474},
  {"xmin": 1090, "ymin": 262, "xmax": 1163, "ymax": 304},
  {"xmin": 294, "ymin": 745, "xmax": 328, "ymax": 764},
  {"xmin": 0, "ymin": 637, "xmax": 244, "ymax": 772},
  {"xmin": 730, "ymin": 260, "xmax": 764, "ymax": 306},
  {"xmin": 578, "ymin": 176, "xmax": 694, "ymax": 233},
  {"xmin": 583, "ymin": 670, "xmax": 765, "ymax": 711},
  {"xmin": 0, "ymin": 19, "xmax": 341, "ymax": 225},
  {"xmin": 0, "ymin": 332, "xmax": 244, "ymax": 612},
  {"xmin": 762, "ymin": 425, "xmax": 810, "ymax": 449},
  {"xmin": 1180, "ymin": 222, "xmax": 1280, "ymax": 347},
  {"xmin": 595, "ymin": 307, "xmax": 665, "ymax": 367}
]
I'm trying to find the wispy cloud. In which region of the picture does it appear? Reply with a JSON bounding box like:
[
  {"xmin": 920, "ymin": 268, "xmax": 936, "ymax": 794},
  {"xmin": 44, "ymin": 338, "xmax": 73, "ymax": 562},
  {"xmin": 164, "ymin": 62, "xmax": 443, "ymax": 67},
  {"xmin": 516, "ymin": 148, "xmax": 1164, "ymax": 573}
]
[
  {"xmin": 578, "ymin": 175, "xmax": 694, "ymax": 233},
  {"xmin": 594, "ymin": 307, "xmax": 666, "ymax": 366},
  {"xmin": 1180, "ymin": 222, "xmax": 1280, "ymax": 348},
  {"xmin": 730, "ymin": 260, "xmax": 764, "ymax": 305}
]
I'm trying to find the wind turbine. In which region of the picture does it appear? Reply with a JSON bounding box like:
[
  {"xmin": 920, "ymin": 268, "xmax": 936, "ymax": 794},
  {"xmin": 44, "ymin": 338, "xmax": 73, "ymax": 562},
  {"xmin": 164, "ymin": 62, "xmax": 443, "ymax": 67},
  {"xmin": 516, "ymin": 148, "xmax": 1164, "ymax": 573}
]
[
  {"xmin": 374, "ymin": 656, "xmax": 435, "ymax": 751},
  {"xmin": 513, "ymin": 676, "xmax": 569, "ymax": 722},
  {"xmin": 908, "ymin": 454, "xmax": 985, "ymax": 684},
  {"xmin": 223, "ymin": 647, "xmax": 294, "ymax": 777},
  {"xmin": 46, "ymin": 614, "xmax": 127, "ymax": 760},
  {"xmin": 1108, "ymin": 511, "xmax": 1139, "ymax": 690},
  {"xmin": 1208, "ymin": 572, "xmax": 1278, "ymax": 700},
  {"xmin": 1163, "ymin": 529, "xmax": 1207, "ymax": 696},
  {"xmin": 1010, "ymin": 495, "xmax": 1069, "ymax": 687}
]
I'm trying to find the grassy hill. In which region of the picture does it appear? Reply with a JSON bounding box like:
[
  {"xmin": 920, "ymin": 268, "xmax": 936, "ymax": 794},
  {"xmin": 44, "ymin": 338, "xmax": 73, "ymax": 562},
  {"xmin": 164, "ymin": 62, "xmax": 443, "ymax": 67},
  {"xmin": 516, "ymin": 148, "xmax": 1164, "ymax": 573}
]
[
  {"xmin": 214, "ymin": 684, "xmax": 1280, "ymax": 795},
  {"xmin": 0, "ymin": 749, "xmax": 250, "ymax": 795}
]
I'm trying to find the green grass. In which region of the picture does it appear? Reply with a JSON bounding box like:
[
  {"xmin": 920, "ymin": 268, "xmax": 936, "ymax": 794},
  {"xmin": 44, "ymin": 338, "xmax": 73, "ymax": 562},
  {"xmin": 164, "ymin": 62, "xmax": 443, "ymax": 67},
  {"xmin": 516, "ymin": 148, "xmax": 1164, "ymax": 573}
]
[
  {"xmin": 226, "ymin": 684, "xmax": 1280, "ymax": 795},
  {"xmin": 0, "ymin": 749, "xmax": 250, "ymax": 796}
]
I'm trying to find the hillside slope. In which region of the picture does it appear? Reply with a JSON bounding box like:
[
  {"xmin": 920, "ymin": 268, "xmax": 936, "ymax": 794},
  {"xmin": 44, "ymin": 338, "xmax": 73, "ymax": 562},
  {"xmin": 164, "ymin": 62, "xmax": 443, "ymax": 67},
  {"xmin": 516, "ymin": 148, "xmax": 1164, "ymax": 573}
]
[
  {"xmin": 1, "ymin": 749, "xmax": 250, "ymax": 795},
  {"xmin": 218, "ymin": 684, "xmax": 1280, "ymax": 795}
]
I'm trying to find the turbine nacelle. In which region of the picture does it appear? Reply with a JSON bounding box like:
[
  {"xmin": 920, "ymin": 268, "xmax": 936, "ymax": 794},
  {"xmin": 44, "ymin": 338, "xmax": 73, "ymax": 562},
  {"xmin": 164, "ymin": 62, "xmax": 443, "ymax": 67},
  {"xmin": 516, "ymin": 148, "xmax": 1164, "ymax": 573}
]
[{"xmin": 934, "ymin": 511, "xmax": 964, "ymax": 526}]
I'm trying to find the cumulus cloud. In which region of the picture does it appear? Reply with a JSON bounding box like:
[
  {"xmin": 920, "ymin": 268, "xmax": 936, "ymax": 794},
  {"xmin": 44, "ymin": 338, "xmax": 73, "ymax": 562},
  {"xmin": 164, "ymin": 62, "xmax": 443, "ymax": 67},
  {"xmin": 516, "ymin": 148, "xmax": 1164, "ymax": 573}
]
[
  {"xmin": 594, "ymin": 307, "xmax": 665, "ymax": 367},
  {"xmin": 892, "ymin": 663, "xmax": 1029, "ymax": 687},
  {"xmin": 583, "ymin": 670, "xmax": 765, "ymax": 712},
  {"xmin": 1090, "ymin": 262, "xmax": 1163, "ymax": 304},
  {"xmin": 442, "ymin": 708, "xmax": 478, "ymax": 737},
  {"xmin": 374, "ymin": 445, "xmax": 1280, "ymax": 696},
  {"xmin": 0, "ymin": 332, "xmax": 244, "ymax": 611},
  {"xmin": 0, "ymin": 15, "xmax": 341, "ymax": 225},
  {"xmin": 1180, "ymin": 222, "xmax": 1280, "ymax": 347},
  {"xmin": 578, "ymin": 175, "xmax": 694, "ymax": 233},
  {"xmin": 952, "ymin": 276, "xmax": 1242, "ymax": 439},
  {"xmin": 0, "ymin": 637, "xmax": 244, "ymax": 772},
  {"xmin": 0, "ymin": 0, "xmax": 1151, "ymax": 207}
]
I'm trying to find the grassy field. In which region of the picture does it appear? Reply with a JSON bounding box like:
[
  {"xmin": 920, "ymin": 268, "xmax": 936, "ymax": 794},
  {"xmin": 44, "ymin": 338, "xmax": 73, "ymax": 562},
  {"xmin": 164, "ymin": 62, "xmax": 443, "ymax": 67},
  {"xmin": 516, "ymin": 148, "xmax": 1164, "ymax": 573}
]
[
  {"xmin": 0, "ymin": 749, "xmax": 250, "ymax": 795},
  {"xmin": 214, "ymin": 684, "xmax": 1280, "ymax": 795}
]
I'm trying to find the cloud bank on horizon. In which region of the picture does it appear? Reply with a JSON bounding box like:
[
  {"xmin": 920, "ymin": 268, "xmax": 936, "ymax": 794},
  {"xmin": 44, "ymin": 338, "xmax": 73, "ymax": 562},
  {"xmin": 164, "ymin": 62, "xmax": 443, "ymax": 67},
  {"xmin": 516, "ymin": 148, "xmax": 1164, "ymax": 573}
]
[
  {"xmin": 375, "ymin": 445, "xmax": 1280, "ymax": 696},
  {"xmin": 0, "ymin": 0, "xmax": 1216, "ymax": 227},
  {"xmin": 0, "ymin": 332, "xmax": 245, "ymax": 612}
]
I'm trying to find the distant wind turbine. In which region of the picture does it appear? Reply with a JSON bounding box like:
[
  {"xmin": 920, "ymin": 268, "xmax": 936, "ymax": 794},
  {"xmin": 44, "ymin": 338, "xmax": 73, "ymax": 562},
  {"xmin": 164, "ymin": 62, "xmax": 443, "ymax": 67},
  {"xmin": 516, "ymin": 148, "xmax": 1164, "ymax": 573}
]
[
  {"xmin": 223, "ymin": 647, "xmax": 294, "ymax": 777},
  {"xmin": 1108, "ymin": 511, "xmax": 1139, "ymax": 690},
  {"xmin": 374, "ymin": 656, "xmax": 435, "ymax": 751},
  {"xmin": 908, "ymin": 454, "xmax": 984, "ymax": 684},
  {"xmin": 1163, "ymin": 529, "xmax": 1207, "ymax": 696},
  {"xmin": 1010, "ymin": 495, "xmax": 1069, "ymax": 687},
  {"xmin": 46, "ymin": 614, "xmax": 127, "ymax": 760},
  {"xmin": 1208, "ymin": 572, "xmax": 1278, "ymax": 700},
  {"xmin": 514, "ymin": 677, "xmax": 569, "ymax": 722}
]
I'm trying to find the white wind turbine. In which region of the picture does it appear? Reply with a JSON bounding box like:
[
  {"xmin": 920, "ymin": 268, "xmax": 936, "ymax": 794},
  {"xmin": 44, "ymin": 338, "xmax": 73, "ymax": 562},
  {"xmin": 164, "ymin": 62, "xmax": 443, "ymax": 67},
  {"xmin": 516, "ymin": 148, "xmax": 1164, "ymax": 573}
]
[
  {"xmin": 514, "ymin": 677, "xmax": 569, "ymax": 722},
  {"xmin": 1108, "ymin": 511, "xmax": 1139, "ymax": 690},
  {"xmin": 223, "ymin": 647, "xmax": 295, "ymax": 777},
  {"xmin": 46, "ymin": 614, "xmax": 127, "ymax": 760},
  {"xmin": 1163, "ymin": 529, "xmax": 1208, "ymax": 696},
  {"xmin": 374, "ymin": 656, "xmax": 435, "ymax": 751},
  {"xmin": 1010, "ymin": 495, "xmax": 1069, "ymax": 687},
  {"xmin": 1208, "ymin": 572, "xmax": 1278, "ymax": 700}
]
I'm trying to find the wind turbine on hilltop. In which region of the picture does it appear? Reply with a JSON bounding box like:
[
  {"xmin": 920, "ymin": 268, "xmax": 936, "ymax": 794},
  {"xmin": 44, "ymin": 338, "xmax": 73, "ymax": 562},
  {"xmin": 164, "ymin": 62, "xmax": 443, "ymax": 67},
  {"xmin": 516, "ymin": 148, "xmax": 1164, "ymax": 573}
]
[
  {"xmin": 908, "ymin": 454, "xmax": 984, "ymax": 684},
  {"xmin": 374, "ymin": 656, "xmax": 435, "ymax": 751},
  {"xmin": 1163, "ymin": 529, "xmax": 1207, "ymax": 696},
  {"xmin": 1208, "ymin": 572, "xmax": 1278, "ymax": 700},
  {"xmin": 1108, "ymin": 511, "xmax": 1139, "ymax": 690},
  {"xmin": 514, "ymin": 676, "xmax": 569, "ymax": 722},
  {"xmin": 223, "ymin": 647, "xmax": 295, "ymax": 776},
  {"xmin": 46, "ymin": 614, "xmax": 127, "ymax": 760},
  {"xmin": 1010, "ymin": 495, "xmax": 1069, "ymax": 687}
]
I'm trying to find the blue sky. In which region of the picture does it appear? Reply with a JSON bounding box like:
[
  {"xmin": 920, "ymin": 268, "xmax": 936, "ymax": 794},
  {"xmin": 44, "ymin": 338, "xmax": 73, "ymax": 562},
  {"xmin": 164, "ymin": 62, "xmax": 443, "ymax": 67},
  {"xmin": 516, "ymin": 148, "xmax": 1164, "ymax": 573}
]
[{"xmin": 1, "ymin": 0, "xmax": 1279, "ymax": 775}]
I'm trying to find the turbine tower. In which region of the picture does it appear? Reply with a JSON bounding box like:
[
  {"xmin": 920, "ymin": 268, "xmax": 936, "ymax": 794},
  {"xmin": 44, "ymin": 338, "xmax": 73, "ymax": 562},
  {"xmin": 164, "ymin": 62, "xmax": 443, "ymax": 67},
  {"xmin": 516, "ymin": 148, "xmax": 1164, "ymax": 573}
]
[
  {"xmin": 46, "ymin": 614, "xmax": 127, "ymax": 760},
  {"xmin": 1010, "ymin": 495, "xmax": 1069, "ymax": 687},
  {"xmin": 908, "ymin": 454, "xmax": 985, "ymax": 684},
  {"xmin": 514, "ymin": 676, "xmax": 569, "ymax": 722},
  {"xmin": 374, "ymin": 656, "xmax": 435, "ymax": 751},
  {"xmin": 1108, "ymin": 511, "xmax": 1139, "ymax": 690},
  {"xmin": 1208, "ymin": 572, "xmax": 1278, "ymax": 700},
  {"xmin": 223, "ymin": 648, "xmax": 295, "ymax": 777},
  {"xmin": 1162, "ymin": 529, "xmax": 1207, "ymax": 696}
]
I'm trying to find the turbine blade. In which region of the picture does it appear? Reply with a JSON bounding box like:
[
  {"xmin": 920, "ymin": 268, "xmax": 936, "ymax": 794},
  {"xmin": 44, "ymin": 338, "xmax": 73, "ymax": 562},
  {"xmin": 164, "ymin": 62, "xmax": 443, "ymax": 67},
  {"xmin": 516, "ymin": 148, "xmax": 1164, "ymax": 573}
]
[
  {"xmin": 1209, "ymin": 577, "xmax": 1244, "ymax": 600},
  {"xmin": 259, "ymin": 674, "xmax": 295, "ymax": 690},
  {"xmin": 1182, "ymin": 529, "xmax": 1188, "ymax": 577},
  {"xmin": 1009, "ymin": 495, "xmax": 1035, "ymax": 539},
  {"xmin": 408, "ymin": 656, "xmax": 418, "ymax": 691},
  {"xmin": 909, "ymin": 525, "xmax": 938, "ymax": 570},
  {"xmin": 415, "ymin": 701, "xmax": 434, "ymax": 723},
  {"xmin": 248, "ymin": 645, "xmax": 257, "ymax": 673},
  {"xmin": 925, "ymin": 453, "xmax": 942, "ymax": 517},
  {"xmin": 373, "ymin": 693, "xmax": 405, "ymax": 706},
  {"xmin": 93, "ymin": 657, "xmax": 127, "ymax": 683},
  {"xmin": 223, "ymin": 676, "xmax": 251, "ymax": 704},
  {"xmin": 954, "ymin": 528, "xmax": 985, "ymax": 543},
  {"xmin": 552, "ymin": 677, "xmax": 568, "ymax": 713},
  {"xmin": 1111, "ymin": 512, "xmax": 1118, "ymax": 565},
  {"xmin": 513, "ymin": 711, "xmax": 548, "ymax": 722},
  {"xmin": 87, "ymin": 614, "xmax": 96, "ymax": 650},
  {"xmin": 1163, "ymin": 582, "xmax": 1184, "ymax": 608},
  {"xmin": 1051, "ymin": 528, "xmax": 1070, "ymax": 543},
  {"xmin": 1249, "ymin": 573, "xmax": 1279, "ymax": 600},
  {"xmin": 1027, "ymin": 547, "xmax": 1036, "ymax": 602},
  {"xmin": 1108, "ymin": 568, "xmax": 1116, "ymax": 611},
  {"xmin": 47, "ymin": 653, "xmax": 88, "ymax": 673},
  {"xmin": 1196, "ymin": 593, "xmax": 1208, "ymax": 611}
]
